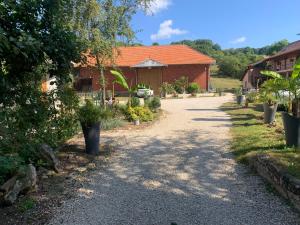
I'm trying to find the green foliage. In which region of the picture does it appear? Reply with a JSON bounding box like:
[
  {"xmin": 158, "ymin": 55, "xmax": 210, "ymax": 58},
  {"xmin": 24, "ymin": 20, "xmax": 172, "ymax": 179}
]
[
  {"xmin": 110, "ymin": 70, "xmax": 129, "ymax": 90},
  {"xmin": 160, "ymin": 82, "xmax": 175, "ymax": 95},
  {"xmin": 101, "ymin": 118, "xmax": 125, "ymax": 130},
  {"xmin": 0, "ymin": 0, "xmax": 84, "ymax": 182},
  {"xmin": 78, "ymin": 100, "xmax": 111, "ymax": 125},
  {"xmin": 125, "ymin": 106, "xmax": 153, "ymax": 122},
  {"xmin": 0, "ymin": 0, "xmax": 149, "ymax": 183},
  {"xmin": 172, "ymin": 39, "xmax": 288, "ymax": 79},
  {"xmin": 222, "ymin": 102, "xmax": 300, "ymax": 179},
  {"xmin": 0, "ymin": 156, "xmax": 24, "ymax": 185},
  {"xmin": 174, "ymin": 76, "xmax": 189, "ymax": 94},
  {"xmin": 258, "ymin": 78, "xmax": 284, "ymax": 104},
  {"xmin": 136, "ymin": 83, "xmax": 150, "ymax": 89},
  {"xmin": 210, "ymin": 76, "xmax": 242, "ymax": 90},
  {"xmin": 261, "ymin": 58, "xmax": 300, "ymax": 113},
  {"xmin": 147, "ymin": 97, "xmax": 161, "ymax": 111},
  {"xmin": 186, "ymin": 83, "xmax": 200, "ymax": 94},
  {"xmin": 130, "ymin": 97, "xmax": 140, "ymax": 107},
  {"xmin": 234, "ymin": 88, "xmax": 243, "ymax": 96},
  {"xmin": 246, "ymin": 92, "xmax": 258, "ymax": 103},
  {"xmin": 18, "ymin": 197, "xmax": 36, "ymax": 212}
]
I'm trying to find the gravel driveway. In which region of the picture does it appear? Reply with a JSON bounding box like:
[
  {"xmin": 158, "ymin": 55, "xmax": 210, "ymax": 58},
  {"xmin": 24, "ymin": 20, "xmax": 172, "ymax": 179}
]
[{"xmin": 50, "ymin": 95, "xmax": 299, "ymax": 225}]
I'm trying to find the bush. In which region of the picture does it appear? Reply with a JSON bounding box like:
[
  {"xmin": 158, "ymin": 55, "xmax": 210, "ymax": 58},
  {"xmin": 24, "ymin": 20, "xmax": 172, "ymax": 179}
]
[
  {"xmin": 186, "ymin": 83, "xmax": 199, "ymax": 94},
  {"xmin": 147, "ymin": 97, "xmax": 161, "ymax": 111},
  {"xmin": 234, "ymin": 88, "xmax": 243, "ymax": 96},
  {"xmin": 160, "ymin": 82, "xmax": 174, "ymax": 95},
  {"xmin": 174, "ymin": 76, "xmax": 189, "ymax": 94},
  {"xmin": 126, "ymin": 106, "xmax": 153, "ymax": 122},
  {"xmin": 130, "ymin": 97, "xmax": 140, "ymax": 107},
  {"xmin": 78, "ymin": 100, "xmax": 111, "ymax": 126},
  {"xmin": 0, "ymin": 156, "xmax": 24, "ymax": 185},
  {"xmin": 246, "ymin": 92, "xmax": 258, "ymax": 103}
]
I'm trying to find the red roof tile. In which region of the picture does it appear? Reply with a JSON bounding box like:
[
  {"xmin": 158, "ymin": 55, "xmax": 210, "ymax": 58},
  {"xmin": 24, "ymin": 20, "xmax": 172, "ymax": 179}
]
[{"xmin": 82, "ymin": 45, "xmax": 215, "ymax": 67}]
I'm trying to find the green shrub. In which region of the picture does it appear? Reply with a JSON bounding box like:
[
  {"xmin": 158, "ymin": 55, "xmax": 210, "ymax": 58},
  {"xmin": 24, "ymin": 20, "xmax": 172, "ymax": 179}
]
[
  {"xmin": 0, "ymin": 155, "xmax": 24, "ymax": 185},
  {"xmin": 126, "ymin": 106, "xmax": 153, "ymax": 122},
  {"xmin": 246, "ymin": 92, "xmax": 258, "ymax": 103},
  {"xmin": 130, "ymin": 97, "xmax": 140, "ymax": 107},
  {"xmin": 186, "ymin": 83, "xmax": 199, "ymax": 94},
  {"xmin": 174, "ymin": 76, "xmax": 189, "ymax": 94},
  {"xmin": 78, "ymin": 100, "xmax": 111, "ymax": 125},
  {"xmin": 147, "ymin": 96, "xmax": 161, "ymax": 111},
  {"xmin": 18, "ymin": 197, "xmax": 36, "ymax": 212},
  {"xmin": 160, "ymin": 82, "xmax": 174, "ymax": 95},
  {"xmin": 234, "ymin": 88, "xmax": 243, "ymax": 96}
]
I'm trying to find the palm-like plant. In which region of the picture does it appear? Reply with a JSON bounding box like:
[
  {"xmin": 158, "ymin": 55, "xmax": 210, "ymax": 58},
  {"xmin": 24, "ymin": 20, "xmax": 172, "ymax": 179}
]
[
  {"xmin": 261, "ymin": 58, "xmax": 300, "ymax": 114},
  {"xmin": 110, "ymin": 70, "xmax": 136, "ymax": 106}
]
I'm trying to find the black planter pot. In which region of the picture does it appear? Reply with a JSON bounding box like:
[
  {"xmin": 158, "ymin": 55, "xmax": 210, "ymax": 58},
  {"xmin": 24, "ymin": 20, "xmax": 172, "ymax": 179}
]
[
  {"xmin": 81, "ymin": 122, "xmax": 100, "ymax": 155},
  {"xmin": 263, "ymin": 103, "xmax": 278, "ymax": 124},
  {"xmin": 282, "ymin": 112, "xmax": 300, "ymax": 148},
  {"xmin": 236, "ymin": 95, "xmax": 245, "ymax": 105}
]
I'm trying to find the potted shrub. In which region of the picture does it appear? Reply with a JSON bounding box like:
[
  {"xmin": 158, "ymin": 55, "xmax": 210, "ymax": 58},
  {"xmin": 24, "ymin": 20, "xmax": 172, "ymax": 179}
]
[
  {"xmin": 160, "ymin": 82, "xmax": 174, "ymax": 98},
  {"xmin": 146, "ymin": 96, "xmax": 161, "ymax": 112},
  {"xmin": 258, "ymin": 79, "xmax": 281, "ymax": 124},
  {"xmin": 78, "ymin": 100, "xmax": 109, "ymax": 155},
  {"xmin": 132, "ymin": 113, "xmax": 140, "ymax": 126},
  {"xmin": 186, "ymin": 82, "xmax": 199, "ymax": 97},
  {"xmin": 174, "ymin": 76, "xmax": 189, "ymax": 94},
  {"xmin": 235, "ymin": 88, "xmax": 245, "ymax": 105},
  {"xmin": 261, "ymin": 58, "xmax": 300, "ymax": 147},
  {"xmin": 245, "ymin": 91, "xmax": 257, "ymax": 108}
]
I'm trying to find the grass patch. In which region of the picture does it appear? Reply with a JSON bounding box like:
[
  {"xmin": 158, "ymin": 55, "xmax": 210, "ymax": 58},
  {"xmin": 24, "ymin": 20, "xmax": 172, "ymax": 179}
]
[
  {"xmin": 18, "ymin": 197, "xmax": 36, "ymax": 212},
  {"xmin": 222, "ymin": 102, "xmax": 300, "ymax": 178},
  {"xmin": 211, "ymin": 76, "xmax": 242, "ymax": 90},
  {"xmin": 101, "ymin": 118, "xmax": 125, "ymax": 130}
]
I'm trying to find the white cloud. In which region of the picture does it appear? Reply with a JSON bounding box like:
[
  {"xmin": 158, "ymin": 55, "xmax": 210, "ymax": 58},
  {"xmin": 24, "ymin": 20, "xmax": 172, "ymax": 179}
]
[
  {"xmin": 230, "ymin": 36, "xmax": 247, "ymax": 44},
  {"xmin": 150, "ymin": 20, "xmax": 187, "ymax": 41},
  {"xmin": 145, "ymin": 0, "xmax": 172, "ymax": 15}
]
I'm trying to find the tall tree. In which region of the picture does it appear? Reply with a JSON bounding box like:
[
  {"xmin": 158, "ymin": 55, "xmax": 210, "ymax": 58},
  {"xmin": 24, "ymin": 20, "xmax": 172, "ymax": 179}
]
[{"xmin": 72, "ymin": 0, "xmax": 151, "ymax": 105}]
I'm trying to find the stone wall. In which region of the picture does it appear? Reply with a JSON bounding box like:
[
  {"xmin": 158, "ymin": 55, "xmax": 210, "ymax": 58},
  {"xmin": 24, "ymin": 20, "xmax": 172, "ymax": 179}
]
[{"xmin": 249, "ymin": 154, "xmax": 300, "ymax": 211}]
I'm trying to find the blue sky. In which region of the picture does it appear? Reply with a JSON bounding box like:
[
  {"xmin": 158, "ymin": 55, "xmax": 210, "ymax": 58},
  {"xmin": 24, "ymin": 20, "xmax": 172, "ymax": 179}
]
[{"xmin": 132, "ymin": 0, "xmax": 300, "ymax": 49}]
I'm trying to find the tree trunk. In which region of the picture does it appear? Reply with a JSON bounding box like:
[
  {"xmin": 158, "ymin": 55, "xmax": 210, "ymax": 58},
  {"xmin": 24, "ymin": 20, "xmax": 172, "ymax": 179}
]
[
  {"xmin": 96, "ymin": 55, "xmax": 106, "ymax": 108},
  {"xmin": 100, "ymin": 67, "xmax": 106, "ymax": 107}
]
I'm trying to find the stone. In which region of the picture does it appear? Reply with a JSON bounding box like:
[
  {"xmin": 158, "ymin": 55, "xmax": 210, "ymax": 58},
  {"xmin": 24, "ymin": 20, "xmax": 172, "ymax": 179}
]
[
  {"xmin": 87, "ymin": 163, "xmax": 96, "ymax": 170},
  {"xmin": 0, "ymin": 164, "xmax": 37, "ymax": 205},
  {"xmin": 39, "ymin": 144, "xmax": 60, "ymax": 173},
  {"xmin": 75, "ymin": 167, "xmax": 87, "ymax": 173}
]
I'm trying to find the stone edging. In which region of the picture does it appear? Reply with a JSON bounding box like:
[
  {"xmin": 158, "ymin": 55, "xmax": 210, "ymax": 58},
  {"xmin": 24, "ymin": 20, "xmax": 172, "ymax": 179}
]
[{"xmin": 248, "ymin": 154, "xmax": 300, "ymax": 211}]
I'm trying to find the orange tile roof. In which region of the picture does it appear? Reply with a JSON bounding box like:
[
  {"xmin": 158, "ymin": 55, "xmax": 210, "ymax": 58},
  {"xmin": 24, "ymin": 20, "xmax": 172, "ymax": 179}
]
[{"xmin": 82, "ymin": 45, "xmax": 215, "ymax": 67}]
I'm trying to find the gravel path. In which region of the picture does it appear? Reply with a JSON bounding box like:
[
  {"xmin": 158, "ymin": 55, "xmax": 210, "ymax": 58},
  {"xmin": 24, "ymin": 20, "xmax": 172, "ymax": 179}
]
[{"xmin": 50, "ymin": 95, "xmax": 299, "ymax": 225}]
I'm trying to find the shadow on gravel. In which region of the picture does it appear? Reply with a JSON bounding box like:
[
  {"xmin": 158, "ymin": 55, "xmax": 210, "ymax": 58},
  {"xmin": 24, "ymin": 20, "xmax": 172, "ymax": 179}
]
[{"xmin": 54, "ymin": 129, "xmax": 299, "ymax": 225}]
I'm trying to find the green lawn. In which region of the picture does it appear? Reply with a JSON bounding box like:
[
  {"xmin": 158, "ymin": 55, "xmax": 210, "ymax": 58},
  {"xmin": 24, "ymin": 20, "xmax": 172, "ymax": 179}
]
[
  {"xmin": 210, "ymin": 76, "xmax": 242, "ymax": 90},
  {"xmin": 222, "ymin": 102, "xmax": 300, "ymax": 179}
]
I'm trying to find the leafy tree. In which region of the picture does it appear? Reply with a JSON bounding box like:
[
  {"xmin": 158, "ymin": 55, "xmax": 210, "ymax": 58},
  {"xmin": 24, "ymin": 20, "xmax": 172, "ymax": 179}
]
[
  {"xmin": 72, "ymin": 0, "xmax": 151, "ymax": 105},
  {"xmin": 0, "ymin": 0, "xmax": 86, "ymax": 180},
  {"xmin": 258, "ymin": 39, "xmax": 289, "ymax": 55},
  {"xmin": 172, "ymin": 38, "xmax": 287, "ymax": 79}
]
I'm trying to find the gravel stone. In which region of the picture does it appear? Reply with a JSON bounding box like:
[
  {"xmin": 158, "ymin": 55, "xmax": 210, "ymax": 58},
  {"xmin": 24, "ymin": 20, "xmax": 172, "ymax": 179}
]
[{"xmin": 49, "ymin": 95, "xmax": 300, "ymax": 225}]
